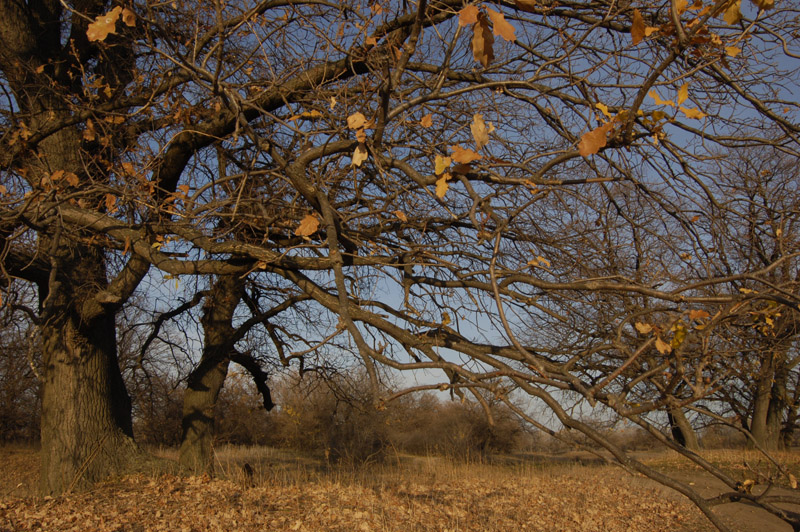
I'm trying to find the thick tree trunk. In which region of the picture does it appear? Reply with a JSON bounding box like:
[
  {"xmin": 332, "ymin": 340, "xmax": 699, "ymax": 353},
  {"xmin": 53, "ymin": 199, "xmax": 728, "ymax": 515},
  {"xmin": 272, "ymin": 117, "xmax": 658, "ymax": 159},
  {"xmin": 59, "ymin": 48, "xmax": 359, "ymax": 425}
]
[
  {"xmin": 749, "ymin": 353, "xmax": 786, "ymax": 451},
  {"xmin": 179, "ymin": 276, "xmax": 244, "ymax": 473},
  {"xmin": 37, "ymin": 252, "xmax": 142, "ymax": 495},
  {"xmin": 667, "ymin": 406, "xmax": 700, "ymax": 452}
]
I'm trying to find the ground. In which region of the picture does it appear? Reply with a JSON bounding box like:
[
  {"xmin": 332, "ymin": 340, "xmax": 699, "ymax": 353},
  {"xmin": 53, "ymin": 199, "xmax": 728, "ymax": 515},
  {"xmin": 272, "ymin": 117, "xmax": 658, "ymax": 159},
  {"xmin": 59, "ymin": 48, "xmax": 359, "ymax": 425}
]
[{"xmin": 1, "ymin": 446, "xmax": 798, "ymax": 531}]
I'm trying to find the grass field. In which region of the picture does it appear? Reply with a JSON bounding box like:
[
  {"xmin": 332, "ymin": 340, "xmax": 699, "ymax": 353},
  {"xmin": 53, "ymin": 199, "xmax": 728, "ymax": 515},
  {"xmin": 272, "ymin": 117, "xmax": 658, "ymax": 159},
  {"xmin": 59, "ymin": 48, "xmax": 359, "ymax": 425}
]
[{"xmin": 1, "ymin": 445, "xmax": 798, "ymax": 531}]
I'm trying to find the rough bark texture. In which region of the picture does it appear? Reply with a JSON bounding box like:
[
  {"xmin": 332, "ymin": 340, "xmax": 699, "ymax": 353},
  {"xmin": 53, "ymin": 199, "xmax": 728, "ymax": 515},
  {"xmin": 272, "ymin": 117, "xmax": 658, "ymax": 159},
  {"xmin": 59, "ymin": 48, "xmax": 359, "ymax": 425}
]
[
  {"xmin": 667, "ymin": 406, "xmax": 700, "ymax": 452},
  {"xmin": 37, "ymin": 249, "xmax": 141, "ymax": 494},
  {"xmin": 179, "ymin": 276, "xmax": 245, "ymax": 473},
  {"xmin": 749, "ymin": 352, "xmax": 787, "ymax": 451}
]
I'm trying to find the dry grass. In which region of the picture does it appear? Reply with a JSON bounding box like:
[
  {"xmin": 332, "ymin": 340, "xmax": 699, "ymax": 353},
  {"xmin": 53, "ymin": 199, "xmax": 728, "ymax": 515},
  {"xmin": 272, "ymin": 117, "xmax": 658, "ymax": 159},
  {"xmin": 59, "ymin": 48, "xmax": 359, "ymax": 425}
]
[{"xmin": 0, "ymin": 444, "xmax": 716, "ymax": 531}]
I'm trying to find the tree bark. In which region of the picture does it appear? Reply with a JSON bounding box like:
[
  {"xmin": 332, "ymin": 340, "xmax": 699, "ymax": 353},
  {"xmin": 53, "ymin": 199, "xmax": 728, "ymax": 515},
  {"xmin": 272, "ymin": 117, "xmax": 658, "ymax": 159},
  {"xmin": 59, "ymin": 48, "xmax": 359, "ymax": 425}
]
[
  {"xmin": 667, "ymin": 406, "xmax": 700, "ymax": 452},
  {"xmin": 749, "ymin": 352, "xmax": 786, "ymax": 451},
  {"xmin": 37, "ymin": 250, "xmax": 142, "ymax": 494},
  {"xmin": 179, "ymin": 276, "xmax": 244, "ymax": 473}
]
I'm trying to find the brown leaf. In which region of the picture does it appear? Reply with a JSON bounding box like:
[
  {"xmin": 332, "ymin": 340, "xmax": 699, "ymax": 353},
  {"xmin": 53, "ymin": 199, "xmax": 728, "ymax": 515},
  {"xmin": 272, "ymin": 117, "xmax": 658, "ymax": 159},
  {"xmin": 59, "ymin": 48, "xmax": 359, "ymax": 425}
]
[
  {"xmin": 449, "ymin": 145, "xmax": 482, "ymax": 164},
  {"xmin": 635, "ymin": 322, "xmax": 653, "ymax": 335},
  {"xmin": 470, "ymin": 114, "xmax": 490, "ymax": 150},
  {"xmin": 751, "ymin": 0, "xmax": 774, "ymax": 10},
  {"xmin": 295, "ymin": 214, "xmax": 319, "ymax": 236},
  {"xmin": 725, "ymin": 46, "xmax": 741, "ymax": 57},
  {"xmin": 578, "ymin": 123, "xmax": 613, "ymax": 157},
  {"xmin": 393, "ymin": 210, "xmax": 408, "ymax": 223},
  {"xmin": 458, "ymin": 5, "xmax": 480, "ymax": 27},
  {"xmin": 655, "ymin": 336, "xmax": 672, "ymax": 354},
  {"xmin": 347, "ymin": 112, "xmax": 367, "ymax": 129},
  {"xmin": 121, "ymin": 7, "xmax": 136, "ymax": 27},
  {"xmin": 631, "ymin": 9, "xmax": 645, "ymax": 45},
  {"xmin": 105, "ymin": 193, "xmax": 118, "ymax": 214},
  {"xmin": 688, "ymin": 309, "xmax": 710, "ymax": 321},
  {"xmin": 64, "ymin": 172, "xmax": 79, "ymax": 187},
  {"xmin": 514, "ymin": 0, "xmax": 538, "ymax": 13},
  {"xmin": 723, "ymin": 0, "xmax": 742, "ymax": 25},
  {"xmin": 87, "ymin": 6, "xmax": 122, "ymax": 42},
  {"xmin": 420, "ymin": 114, "xmax": 433, "ymax": 128},
  {"xmin": 486, "ymin": 8, "xmax": 516, "ymax": 42},
  {"xmin": 472, "ymin": 13, "xmax": 495, "ymax": 67},
  {"xmin": 351, "ymin": 143, "xmax": 368, "ymax": 166}
]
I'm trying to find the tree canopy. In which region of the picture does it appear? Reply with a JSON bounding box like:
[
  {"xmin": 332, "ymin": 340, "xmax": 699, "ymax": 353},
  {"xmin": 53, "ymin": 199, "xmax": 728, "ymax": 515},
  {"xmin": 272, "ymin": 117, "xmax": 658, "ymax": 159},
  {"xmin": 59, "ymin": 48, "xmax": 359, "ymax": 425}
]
[{"xmin": 2, "ymin": 0, "xmax": 800, "ymax": 528}]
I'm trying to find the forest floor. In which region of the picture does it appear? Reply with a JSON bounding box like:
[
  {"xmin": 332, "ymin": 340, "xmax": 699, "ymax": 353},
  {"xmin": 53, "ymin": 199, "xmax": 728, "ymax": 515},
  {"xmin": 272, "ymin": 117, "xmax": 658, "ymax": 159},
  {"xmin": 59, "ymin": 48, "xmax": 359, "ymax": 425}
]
[{"xmin": 1, "ymin": 445, "xmax": 799, "ymax": 531}]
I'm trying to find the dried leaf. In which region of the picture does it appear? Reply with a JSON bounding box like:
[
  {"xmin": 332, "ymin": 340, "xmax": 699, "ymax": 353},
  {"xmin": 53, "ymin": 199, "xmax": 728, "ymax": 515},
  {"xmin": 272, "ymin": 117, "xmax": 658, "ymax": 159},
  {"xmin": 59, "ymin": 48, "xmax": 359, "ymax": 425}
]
[
  {"xmin": 87, "ymin": 6, "xmax": 122, "ymax": 42},
  {"xmin": 472, "ymin": 13, "xmax": 495, "ymax": 67},
  {"xmin": 635, "ymin": 322, "xmax": 653, "ymax": 335},
  {"xmin": 347, "ymin": 112, "xmax": 367, "ymax": 129},
  {"xmin": 751, "ymin": 0, "xmax": 774, "ymax": 10},
  {"xmin": 655, "ymin": 336, "xmax": 672, "ymax": 354},
  {"xmin": 435, "ymin": 173, "xmax": 451, "ymax": 198},
  {"xmin": 121, "ymin": 7, "xmax": 136, "ymax": 27},
  {"xmin": 725, "ymin": 46, "xmax": 741, "ymax": 57},
  {"xmin": 486, "ymin": 8, "xmax": 516, "ymax": 42},
  {"xmin": 648, "ymin": 90, "xmax": 675, "ymax": 107},
  {"xmin": 452, "ymin": 163, "xmax": 472, "ymax": 174},
  {"xmin": 449, "ymin": 145, "xmax": 482, "ymax": 164},
  {"xmin": 645, "ymin": 26, "xmax": 660, "ymax": 36},
  {"xmin": 352, "ymin": 143, "xmax": 369, "ymax": 166},
  {"xmin": 677, "ymin": 83, "xmax": 689, "ymax": 105},
  {"xmin": 330, "ymin": 97, "xmax": 337, "ymax": 110},
  {"xmin": 435, "ymin": 155, "xmax": 452, "ymax": 175},
  {"xmin": 64, "ymin": 172, "xmax": 79, "ymax": 187},
  {"xmin": 514, "ymin": 0, "xmax": 538, "ymax": 13},
  {"xmin": 458, "ymin": 5, "xmax": 480, "ymax": 27},
  {"xmin": 688, "ymin": 309, "xmax": 710, "ymax": 321},
  {"xmin": 83, "ymin": 119, "xmax": 96, "ymax": 141},
  {"xmin": 631, "ymin": 9, "xmax": 645, "ymax": 45},
  {"xmin": 790, "ymin": 473, "xmax": 798, "ymax": 489},
  {"xmin": 393, "ymin": 210, "xmax": 408, "ymax": 222},
  {"xmin": 527, "ymin": 255, "xmax": 551, "ymax": 268},
  {"xmin": 676, "ymin": 0, "xmax": 689, "ymax": 14},
  {"xmin": 470, "ymin": 114, "xmax": 490, "ymax": 150},
  {"xmin": 420, "ymin": 114, "xmax": 433, "ymax": 128},
  {"xmin": 441, "ymin": 312, "xmax": 451, "ymax": 326},
  {"xmin": 295, "ymin": 214, "xmax": 319, "ymax": 236},
  {"xmin": 595, "ymin": 102, "xmax": 612, "ymax": 119},
  {"xmin": 671, "ymin": 322, "xmax": 687, "ymax": 349},
  {"xmin": 679, "ymin": 106, "xmax": 707, "ymax": 119},
  {"xmin": 578, "ymin": 122, "xmax": 613, "ymax": 157},
  {"xmin": 105, "ymin": 193, "xmax": 118, "ymax": 213},
  {"xmin": 723, "ymin": 0, "xmax": 742, "ymax": 25}
]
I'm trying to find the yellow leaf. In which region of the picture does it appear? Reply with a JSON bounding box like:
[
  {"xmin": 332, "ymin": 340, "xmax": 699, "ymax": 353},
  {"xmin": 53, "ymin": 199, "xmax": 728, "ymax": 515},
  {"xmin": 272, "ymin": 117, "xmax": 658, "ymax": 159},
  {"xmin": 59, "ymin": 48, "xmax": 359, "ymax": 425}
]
[
  {"xmin": 441, "ymin": 312, "xmax": 451, "ymax": 327},
  {"xmin": 458, "ymin": 5, "xmax": 480, "ymax": 27},
  {"xmin": 87, "ymin": 6, "xmax": 122, "ymax": 42},
  {"xmin": 677, "ymin": 83, "xmax": 689, "ymax": 105},
  {"xmin": 330, "ymin": 97, "xmax": 337, "ymax": 110},
  {"xmin": 472, "ymin": 12, "xmax": 495, "ymax": 67},
  {"xmin": 725, "ymin": 46, "xmax": 742, "ymax": 57},
  {"xmin": 449, "ymin": 145, "xmax": 482, "ymax": 164},
  {"xmin": 790, "ymin": 473, "xmax": 798, "ymax": 489},
  {"xmin": 295, "ymin": 214, "xmax": 319, "ymax": 237},
  {"xmin": 393, "ymin": 210, "xmax": 408, "ymax": 222},
  {"xmin": 671, "ymin": 321, "xmax": 687, "ymax": 349},
  {"xmin": 351, "ymin": 143, "xmax": 368, "ymax": 166},
  {"xmin": 635, "ymin": 322, "xmax": 653, "ymax": 335},
  {"xmin": 435, "ymin": 155, "xmax": 452, "ymax": 175},
  {"xmin": 347, "ymin": 112, "xmax": 367, "ymax": 129},
  {"xmin": 679, "ymin": 106, "xmax": 707, "ymax": 119},
  {"xmin": 527, "ymin": 255, "xmax": 551, "ymax": 269},
  {"xmin": 420, "ymin": 114, "xmax": 433, "ymax": 128},
  {"xmin": 739, "ymin": 287, "xmax": 756, "ymax": 294},
  {"xmin": 645, "ymin": 26, "xmax": 660, "ymax": 36},
  {"xmin": 723, "ymin": 0, "xmax": 742, "ymax": 25},
  {"xmin": 676, "ymin": 0, "xmax": 689, "ymax": 14},
  {"xmin": 595, "ymin": 102, "xmax": 612, "ymax": 119},
  {"xmin": 435, "ymin": 173, "xmax": 451, "ymax": 198},
  {"xmin": 648, "ymin": 90, "xmax": 675, "ymax": 107},
  {"xmin": 486, "ymin": 8, "xmax": 516, "ymax": 42},
  {"xmin": 655, "ymin": 336, "xmax": 672, "ymax": 354},
  {"xmin": 578, "ymin": 122, "xmax": 613, "ymax": 157},
  {"xmin": 121, "ymin": 7, "xmax": 136, "ymax": 27},
  {"xmin": 470, "ymin": 114, "xmax": 490, "ymax": 150},
  {"xmin": 631, "ymin": 9, "xmax": 645, "ymax": 45},
  {"xmin": 751, "ymin": 0, "xmax": 774, "ymax": 10}
]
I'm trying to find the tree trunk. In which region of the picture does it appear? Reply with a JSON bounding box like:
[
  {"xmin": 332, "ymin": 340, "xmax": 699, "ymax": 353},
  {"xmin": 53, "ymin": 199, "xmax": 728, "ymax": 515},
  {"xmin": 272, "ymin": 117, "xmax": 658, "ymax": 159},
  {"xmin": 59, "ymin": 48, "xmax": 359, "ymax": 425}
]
[
  {"xmin": 749, "ymin": 352, "xmax": 785, "ymax": 450},
  {"xmin": 38, "ymin": 252, "xmax": 142, "ymax": 495},
  {"xmin": 179, "ymin": 276, "xmax": 244, "ymax": 473},
  {"xmin": 667, "ymin": 406, "xmax": 700, "ymax": 452}
]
